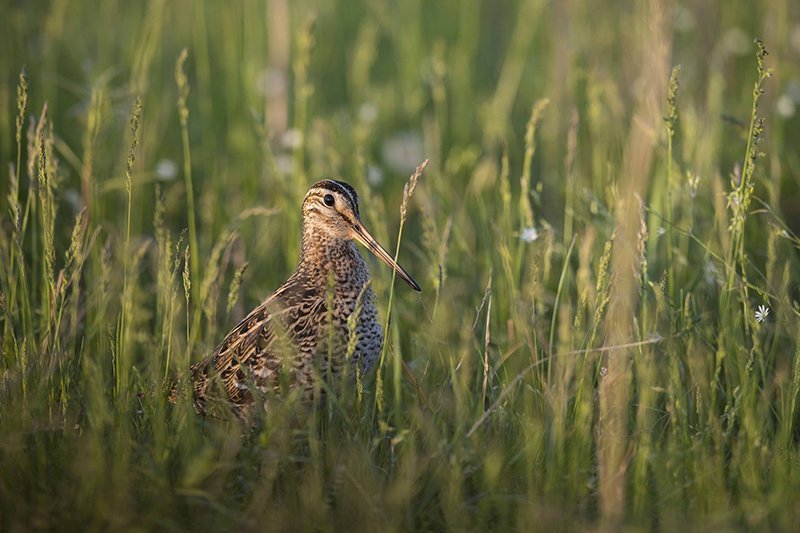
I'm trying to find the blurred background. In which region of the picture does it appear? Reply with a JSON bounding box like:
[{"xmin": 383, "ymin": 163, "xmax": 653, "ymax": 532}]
[{"xmin": 2, "ymin": 0, "xmax": 800, "ymax": 530}]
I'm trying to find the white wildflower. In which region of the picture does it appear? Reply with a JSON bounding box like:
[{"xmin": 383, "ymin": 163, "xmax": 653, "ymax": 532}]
[
  {"xmin": 520, "ymin": 227, "xmax": 539, "ymax": 243},
  {"xmin": 755, "ymin": 304, "xmax": 769, "ymax": 323},
  {"xmin": 358, "ymin": 102, "xmax": 378, "ymax": 124},
  {"xmin": 381, "ymin": 131, "xmax": 424, "ymax": 174},
  {"xmin": 281, "ymin": 128, "xmax": 304, "ymax": 150},
  {"xmin": 776, "ymin": 94, "xmax": 796, "ymax": 119},
  {"xmin": 155, "ymin": 159, "xmax": 178, "ymax": 181},
  {"xmin": 367, "ymin": 165, "xmax": 384, "ymax": 186}
]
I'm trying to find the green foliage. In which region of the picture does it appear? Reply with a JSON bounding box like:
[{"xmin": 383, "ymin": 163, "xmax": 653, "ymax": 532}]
[{"xmin": 2, "ymin": 0, "xmax": 800, "ymax": 530}]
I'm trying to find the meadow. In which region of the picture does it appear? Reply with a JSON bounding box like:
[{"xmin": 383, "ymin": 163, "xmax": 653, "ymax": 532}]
[{"xmin": 2, "ymin": 0, "xmax": 800, "ymax": 530}]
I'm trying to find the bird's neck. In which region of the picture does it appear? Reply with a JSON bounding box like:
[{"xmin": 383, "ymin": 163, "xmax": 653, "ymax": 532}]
[{"xmin": 299, "ymin": 230, "xmax": 368, "ymax": 287}]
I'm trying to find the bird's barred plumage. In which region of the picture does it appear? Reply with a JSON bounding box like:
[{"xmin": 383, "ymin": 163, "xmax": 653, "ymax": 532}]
[{"xmin": 189, "ymin": 180, "xmax": 417, "ymax": 417}]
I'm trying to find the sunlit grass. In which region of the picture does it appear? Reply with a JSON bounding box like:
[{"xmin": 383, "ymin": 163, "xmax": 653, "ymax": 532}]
[{"xmin": 2, "ymin": 0, "xmax": 800, "ymax": 530}]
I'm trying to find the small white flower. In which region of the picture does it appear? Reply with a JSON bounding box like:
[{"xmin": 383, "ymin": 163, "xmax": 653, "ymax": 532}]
[
  {"xmin": 776, "ymin": 94, "xmax": 796, "ymax": 119},
  {"xmin": 155, "ymin": 159, "xmax": 178, "ymax": 181},
  {"xmin": 381, "ymin": 130, "xmax": 424, "ymax": 174},
  {"xmin": 280, "ymin": 128, "xmax": 304, "ymax": 149},
  {"xmin": 358, "ymin": 102, "xmax": 378, "ymax": 124},
  {"xmin": 520, "ymin": 227, "xmax": 539, "ymax": 243},
  {"xmin": 755, "ymin": 304, "xmax": 770, "ymax": 323},
  {"xmin": 366, "ymin": 165, "xmax": 384, "ymax": 186},
  {"xmin": 599, "ymin": 367, "xmax": 608, "ymax": 378}
]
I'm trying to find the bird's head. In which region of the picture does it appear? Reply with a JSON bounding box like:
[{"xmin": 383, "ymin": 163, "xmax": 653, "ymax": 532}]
[{"xmin": 302, "ymin": 180, "xmax": 421, "ymax": 291}]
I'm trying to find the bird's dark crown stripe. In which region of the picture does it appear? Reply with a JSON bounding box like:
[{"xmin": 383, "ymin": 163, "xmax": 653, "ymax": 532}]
[{"xmin": 312, "ymin": 179, "xmax": 360, "ymax": 215}]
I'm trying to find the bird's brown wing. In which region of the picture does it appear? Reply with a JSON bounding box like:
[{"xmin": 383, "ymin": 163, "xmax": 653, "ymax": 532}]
[{"xmin": 190, "ymin": 273, "xmax": 322, "ymax": 415}]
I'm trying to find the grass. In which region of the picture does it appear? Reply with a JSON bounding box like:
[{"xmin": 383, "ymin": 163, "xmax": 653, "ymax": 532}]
[{"xmin": 2, "ymin": 0, "xmax": 800, "ymax": 530}]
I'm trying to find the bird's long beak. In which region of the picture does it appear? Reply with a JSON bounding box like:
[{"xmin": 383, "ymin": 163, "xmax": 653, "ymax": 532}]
[{"xmin": 351, "ymin": 221, "xmax": 421, "ymax": 292}]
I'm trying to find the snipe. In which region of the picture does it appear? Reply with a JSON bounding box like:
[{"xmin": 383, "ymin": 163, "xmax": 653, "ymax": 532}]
[{"xmin": 190, "ymin": 180, "xmax": 420, "ymax": 415}]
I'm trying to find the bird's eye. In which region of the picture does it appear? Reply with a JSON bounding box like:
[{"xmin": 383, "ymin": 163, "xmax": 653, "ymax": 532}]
[{"xmin": 323, "ymin": 194, "xmax": 335, "ymax": 207}]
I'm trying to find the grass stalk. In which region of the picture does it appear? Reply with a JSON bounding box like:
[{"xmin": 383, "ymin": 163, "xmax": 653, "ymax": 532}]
[
  {"xmin": 115, "ymin": 97, "xmax": 141, "ymax": 401},
  {"xmin": 176, "ymin": 49, "xmax": 200, "ymax": 316},
  {"xmin": 376, "ymin": 159, "xmax": 427, "ymax": 418}
]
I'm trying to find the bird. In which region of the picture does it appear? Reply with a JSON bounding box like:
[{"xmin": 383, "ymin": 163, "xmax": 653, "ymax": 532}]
[{"xmin": 189, "ymin": 179, "xmax": 421, "ymax": 416}]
